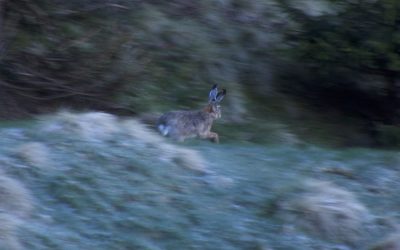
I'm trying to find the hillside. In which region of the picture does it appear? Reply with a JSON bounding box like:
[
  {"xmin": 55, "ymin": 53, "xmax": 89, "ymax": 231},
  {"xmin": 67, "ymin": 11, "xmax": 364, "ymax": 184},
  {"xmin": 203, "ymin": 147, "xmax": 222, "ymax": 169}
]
[{"xmin": 0, "ymin": 111, "xmax": 398, "ymax": 249}]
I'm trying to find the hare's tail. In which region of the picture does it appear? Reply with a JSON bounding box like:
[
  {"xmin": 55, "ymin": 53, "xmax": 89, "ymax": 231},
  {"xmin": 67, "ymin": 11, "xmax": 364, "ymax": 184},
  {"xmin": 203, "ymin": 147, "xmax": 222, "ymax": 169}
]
[{"xmin": 157, "ymin": 124, "xmax": 170, "ymax": 136}]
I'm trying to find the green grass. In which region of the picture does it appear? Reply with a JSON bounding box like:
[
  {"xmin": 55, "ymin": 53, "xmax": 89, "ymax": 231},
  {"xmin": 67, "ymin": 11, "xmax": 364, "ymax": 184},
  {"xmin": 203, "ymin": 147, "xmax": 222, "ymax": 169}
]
[{"xmin": 0, "ymin": 115, "xmax": 398, "ymax": 249}]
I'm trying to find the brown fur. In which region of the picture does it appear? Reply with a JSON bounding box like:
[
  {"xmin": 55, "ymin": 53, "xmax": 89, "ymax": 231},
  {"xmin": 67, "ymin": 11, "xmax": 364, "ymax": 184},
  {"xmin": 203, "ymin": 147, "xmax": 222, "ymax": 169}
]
[{"xmin": 157, "ymin": 85, "xmax": 225, "ymax": 143}]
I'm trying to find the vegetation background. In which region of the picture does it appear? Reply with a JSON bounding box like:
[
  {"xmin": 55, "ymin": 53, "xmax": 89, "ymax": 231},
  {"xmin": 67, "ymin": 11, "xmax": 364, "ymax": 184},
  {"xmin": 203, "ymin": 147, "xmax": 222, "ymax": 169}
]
[{"xmin": 2, "ymin": 0, "xmax": 400, "ymax": 147}]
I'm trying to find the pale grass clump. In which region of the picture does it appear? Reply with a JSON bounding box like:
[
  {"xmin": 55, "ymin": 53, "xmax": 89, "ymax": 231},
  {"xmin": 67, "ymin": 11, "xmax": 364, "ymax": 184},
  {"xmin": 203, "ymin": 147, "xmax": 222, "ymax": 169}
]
[
  {"xmin": 122, "ymin": 119, "xmax": 178, "ymax": 159},
  {"xmin": 172, "ymin": 148, "xmax": 209, "ymax": 173},
  {"xmin": 370, "ymin": 232, "xmax": 400, "ymax": 250},
  {"xmin": 122, "ymin": 119, "xmax": 209, "ymax": 173},
  {"xmin": 155, "ymin": 143, "xmax": 180, "ymax": 162},
  {"xmin": 121, "ymin": 119, "xmax": 165, "ymax": 145},
  {"xmin": 41, "ymin": 111, "xmax": 209, "ymax": 172},
  {"xmin": 41, "ymin": 110, "xmax": 120, "ymax": 141},
  {"xmin": 0, "ymin": 174, "xmax": 33, "ymax": 250},
  {"xmin": 0, "ymin": 213, "xmax": 23, "ymax": 250},
  {"xmin": 0, "ymin": 175, "xmax": 33, "ymax": 218},
  {"xmin": 15, "ymin": 142, "xmax": 50, "ymax": 168},
  {"xmin": 288, "ymin": 180, "xmax": 370, "ymax": 245}
]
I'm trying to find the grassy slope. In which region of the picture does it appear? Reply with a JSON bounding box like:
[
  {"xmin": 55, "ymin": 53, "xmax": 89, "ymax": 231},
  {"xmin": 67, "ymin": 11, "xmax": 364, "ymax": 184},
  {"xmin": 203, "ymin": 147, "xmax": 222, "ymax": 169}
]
[{"xmin": 0, "ymin": 113, "xmax": 398, "ymax": 249}]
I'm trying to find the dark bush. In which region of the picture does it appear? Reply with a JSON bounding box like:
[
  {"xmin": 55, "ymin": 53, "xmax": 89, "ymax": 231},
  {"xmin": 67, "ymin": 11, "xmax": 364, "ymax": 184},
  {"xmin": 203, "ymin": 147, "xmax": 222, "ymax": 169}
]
[{"xmin": 276, "ymin": 0, "xmax": 400, "ymax": 125}]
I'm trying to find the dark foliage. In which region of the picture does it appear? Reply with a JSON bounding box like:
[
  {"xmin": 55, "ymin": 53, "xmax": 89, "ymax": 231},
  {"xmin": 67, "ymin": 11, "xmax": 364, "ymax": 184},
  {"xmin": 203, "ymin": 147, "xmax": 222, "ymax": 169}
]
[
  {"xmin": 0, "ymin": 0, "xmax": 280, "ymax": 118},
  {"xmin": 277, "ymin": 0, "xmax": 400, "ymax": 125}
]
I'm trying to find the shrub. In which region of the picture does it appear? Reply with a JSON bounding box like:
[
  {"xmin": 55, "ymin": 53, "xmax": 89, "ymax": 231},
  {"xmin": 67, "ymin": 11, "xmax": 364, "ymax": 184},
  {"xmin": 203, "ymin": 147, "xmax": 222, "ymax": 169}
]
[{"xmin": 272, "ymin": 179, "xmax": 370, "ymax": 245}]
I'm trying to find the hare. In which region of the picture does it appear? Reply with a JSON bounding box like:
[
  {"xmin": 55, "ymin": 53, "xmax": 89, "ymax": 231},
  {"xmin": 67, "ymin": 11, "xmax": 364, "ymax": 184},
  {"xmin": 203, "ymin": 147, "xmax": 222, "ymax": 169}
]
[{"xmin": 157, "ymin": 84, "xmax": 226, "ymax": 143}]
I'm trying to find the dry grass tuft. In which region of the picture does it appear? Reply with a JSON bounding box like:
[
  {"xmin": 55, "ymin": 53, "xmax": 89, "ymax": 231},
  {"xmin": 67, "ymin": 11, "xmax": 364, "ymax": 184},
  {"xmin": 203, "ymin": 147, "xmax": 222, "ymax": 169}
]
[
  {"xmin": 122, "ymin": 119, "xmax": 209, "ymax": 173},
  {"xmin": 0, "ymin": 213, "xmax": 23, "ymax": 250},
  {"xmin": 40, "ymin": 111, "xmax": 209, "ymax": 172},
  {"xmin": 0, "ymin": 174, "xmax": 34, "ymax": 250},
  {"xmin": 284, "ymin": 180, "xmax": 370, "ymax": 245},
  {"xmin": 172, "ymin": 148, "xmax": 209, "ymax": 173},
  {"xmin": 15, "ymin": 142, "xmax": 51, "ymax": 168},
  {"xmin": 0, "ymin": 175, "xmax": 33, "ymax": 218},
  {"xmin": 370, "ymin": 232, "xmax": 400, "ymax": 250},
  {"xmin": 41, "ymin": 110, "xmax": 120, "ymax": 141},
  {"xmin": 121, "ymin": 119, "xmax": 165, "ymax": 145}
]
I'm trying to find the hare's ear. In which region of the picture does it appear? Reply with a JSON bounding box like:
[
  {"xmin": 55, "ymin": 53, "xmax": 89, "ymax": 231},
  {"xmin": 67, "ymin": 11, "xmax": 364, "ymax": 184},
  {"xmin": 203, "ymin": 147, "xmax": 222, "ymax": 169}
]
[
  {"xmin": 208, "ymin": 84, "xmax": 218, "ymax": 102},
  {"xmin": 216, "ymin": 89, "xmax": 226, "ymax": 102}
]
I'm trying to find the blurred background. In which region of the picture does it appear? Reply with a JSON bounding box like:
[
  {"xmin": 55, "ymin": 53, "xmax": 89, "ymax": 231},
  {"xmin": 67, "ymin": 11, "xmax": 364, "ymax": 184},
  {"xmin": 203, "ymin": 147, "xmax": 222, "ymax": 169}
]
[{"xmin": 2, "ymin": 0, "xmax": 400, "ymax": 147}]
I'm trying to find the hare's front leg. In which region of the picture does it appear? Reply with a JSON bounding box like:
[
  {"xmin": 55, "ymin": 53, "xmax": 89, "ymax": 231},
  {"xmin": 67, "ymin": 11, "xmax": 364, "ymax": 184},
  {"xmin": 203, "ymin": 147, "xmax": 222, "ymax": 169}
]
[{"xmin": 207, "ymin": 132, "xmax": 219, "ymax": 143}]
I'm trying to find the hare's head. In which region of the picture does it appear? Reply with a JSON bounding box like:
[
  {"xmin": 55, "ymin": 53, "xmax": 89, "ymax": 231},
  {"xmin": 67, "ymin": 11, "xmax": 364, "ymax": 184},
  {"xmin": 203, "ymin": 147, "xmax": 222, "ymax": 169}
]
[{"xmin": 205, "ymin": 84, "xmax": 226, "ymax": 119}]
